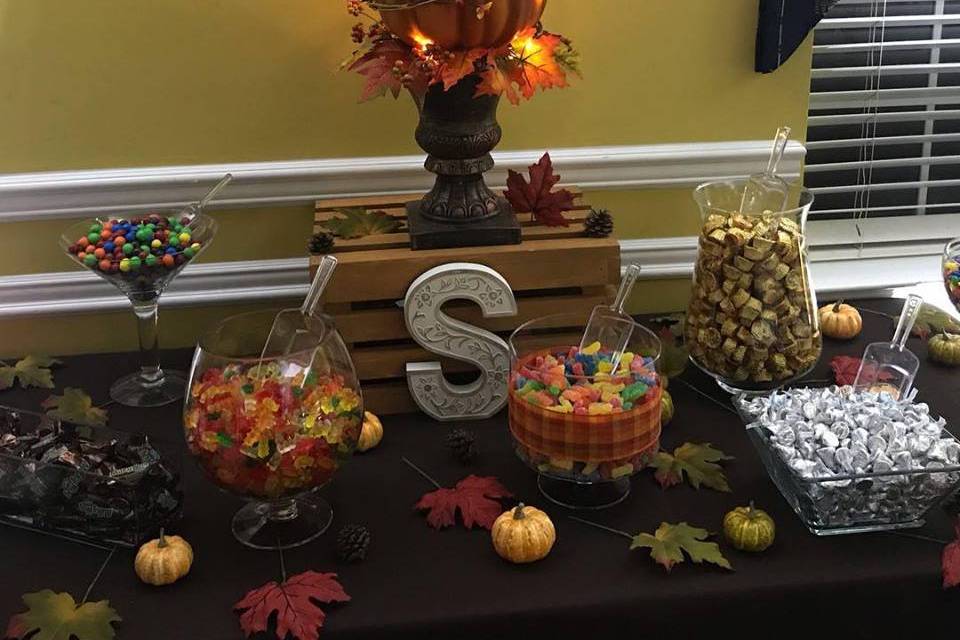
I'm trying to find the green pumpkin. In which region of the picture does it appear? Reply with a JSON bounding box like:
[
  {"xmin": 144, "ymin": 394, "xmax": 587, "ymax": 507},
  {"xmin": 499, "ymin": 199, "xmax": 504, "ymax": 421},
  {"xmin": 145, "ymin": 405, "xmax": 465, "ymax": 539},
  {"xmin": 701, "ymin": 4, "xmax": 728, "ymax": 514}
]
[
  {"xmin": 723, "ymin": 503, "xmax": 775, "ymax": 552},
  {"xmin": 929, "ymin": 333, "xmax": 960, "ymax": 366},
  {"xmin": 660, "ymin": 389, "xmax": 674, "ymax": 427}
]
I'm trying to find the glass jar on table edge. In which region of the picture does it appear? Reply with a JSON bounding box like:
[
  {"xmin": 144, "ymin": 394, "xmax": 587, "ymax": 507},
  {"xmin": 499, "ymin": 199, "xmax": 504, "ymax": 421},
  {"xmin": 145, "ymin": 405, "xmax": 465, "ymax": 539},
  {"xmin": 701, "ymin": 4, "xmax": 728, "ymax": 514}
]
[
  {"xmin": 507, "ymin": 312, "xmax": 663, "ymax": 509},
  {"xmin": 684, "ymin": 179, "xmax": 822, "ymax": 395},
  {"xmin": 184, "ymin": 308, "xmax": 363, "ymax": 550},
  {"xmin": 59, "ymin": 207, "xmax": 218, "ymax": 407}
]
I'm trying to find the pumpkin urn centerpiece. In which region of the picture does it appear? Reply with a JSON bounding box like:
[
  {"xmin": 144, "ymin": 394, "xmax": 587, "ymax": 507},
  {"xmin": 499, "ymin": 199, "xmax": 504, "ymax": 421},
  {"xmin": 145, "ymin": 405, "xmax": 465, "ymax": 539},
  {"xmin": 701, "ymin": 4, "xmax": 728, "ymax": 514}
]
[{"xmin": 345, "ymin": 0, "xmax": 578, "ymax": 250}]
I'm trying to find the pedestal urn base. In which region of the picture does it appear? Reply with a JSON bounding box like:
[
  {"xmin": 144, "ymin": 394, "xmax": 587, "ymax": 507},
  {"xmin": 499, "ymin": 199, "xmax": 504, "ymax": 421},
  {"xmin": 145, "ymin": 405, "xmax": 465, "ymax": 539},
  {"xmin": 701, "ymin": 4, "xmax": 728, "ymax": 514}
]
[{"xmin": 407, "ymin": 74, "xmax": 522, "ymax": 251}]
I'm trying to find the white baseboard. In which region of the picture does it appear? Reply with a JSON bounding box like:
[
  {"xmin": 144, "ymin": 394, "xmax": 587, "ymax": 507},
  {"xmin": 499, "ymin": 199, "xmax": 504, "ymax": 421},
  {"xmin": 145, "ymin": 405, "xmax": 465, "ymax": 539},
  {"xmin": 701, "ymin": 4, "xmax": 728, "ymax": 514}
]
[{"xmin": 0, "ymin": 140, "xmax": 805, "ymax": 222}]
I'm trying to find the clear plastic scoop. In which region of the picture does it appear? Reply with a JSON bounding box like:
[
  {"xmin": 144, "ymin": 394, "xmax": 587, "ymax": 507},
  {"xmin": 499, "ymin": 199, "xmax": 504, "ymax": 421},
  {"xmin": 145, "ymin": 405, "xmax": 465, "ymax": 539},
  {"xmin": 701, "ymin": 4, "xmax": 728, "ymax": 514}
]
[
  {"xmin": 258, "ymin": 255, "xmax": 339, "ymax": 366},
  {"xmin": 179, "ymin": 173, "xmax": 233, "ymax": 219},
  {"xmin": 740, "ymin": 126, "xmax": 792, "ymax": 214},
  {"xmin": 578, "ymin": 264, "xmax": 641, "ymax": 373},
  {"xmin": 852, "ymin": 294, "xmax": 924, "ymax": 399}
]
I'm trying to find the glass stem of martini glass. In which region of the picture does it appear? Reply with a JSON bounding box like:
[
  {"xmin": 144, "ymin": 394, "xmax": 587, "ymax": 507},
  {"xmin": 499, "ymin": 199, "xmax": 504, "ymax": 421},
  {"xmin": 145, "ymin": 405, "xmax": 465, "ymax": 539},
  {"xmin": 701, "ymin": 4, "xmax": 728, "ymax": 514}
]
[{"xmin": 133, "ymin": 298, "xmax": 164, "ymax": 387}]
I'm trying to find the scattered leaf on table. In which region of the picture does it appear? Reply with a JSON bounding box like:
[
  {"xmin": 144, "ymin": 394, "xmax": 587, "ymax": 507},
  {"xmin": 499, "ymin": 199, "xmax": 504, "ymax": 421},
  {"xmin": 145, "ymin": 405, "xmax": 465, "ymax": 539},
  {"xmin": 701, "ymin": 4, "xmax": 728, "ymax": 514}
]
[
  {"xmin": 0, "ymin": 355, "xmax": 59, "ymax": 390},
  {"xmin": 42, "ymin": 388, "xmax": 108, "ymax": 426},
  {"xmin": 651, "ymin": 442, "xmax": 733, "ymax": 491},
  {"xmin": 911, "ymin": 303, "xmax": 960, "ymax": 339},
  {"xmin": 319, "ymin": 207, "xmax": 402, "ymax": 239},
  {"xmin": 234, "ymin": 571, "xmax": 350, "ymax": 640},
  {"xmin": 630, "ymin": 522, "xmax": 732, "ymax": 572},
  {"xmin": 415, "ymin": 475, "xmax": 513, "ymax": 530},
  {"xmin": 829, "ymin": 355, "xmax": 894, "ymax": 386},
  {"xmin": 504, "ymin": 152, "xmax": 575, "ymax": 227},
  {"xmin": 6, "ymin": 589, "xmax": 120, "ymax": 640},
  {"xmin": 943, "ymin": 519, "xmax": 960, "ymax": 589}
]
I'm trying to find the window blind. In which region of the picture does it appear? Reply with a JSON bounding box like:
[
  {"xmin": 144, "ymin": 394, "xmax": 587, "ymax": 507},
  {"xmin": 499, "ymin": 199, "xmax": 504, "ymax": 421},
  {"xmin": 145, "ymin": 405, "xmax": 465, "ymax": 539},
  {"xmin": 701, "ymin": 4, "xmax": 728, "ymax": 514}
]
[{"xmin": 805, "ymin": 0, "xmax": 960, "ymax": 221}]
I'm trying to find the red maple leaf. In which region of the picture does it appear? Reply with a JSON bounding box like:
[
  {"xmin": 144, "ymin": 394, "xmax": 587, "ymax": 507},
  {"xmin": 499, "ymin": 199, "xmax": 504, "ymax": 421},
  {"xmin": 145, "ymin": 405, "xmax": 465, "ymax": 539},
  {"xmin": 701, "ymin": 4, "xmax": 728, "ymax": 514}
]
[
  {"xmin": 830, "ymin": 355, "xmax": 894, "ymax": 386},
  {"xmin": 440, "ymin": 48, "xmax": 486, "ymax": 90},
  {"xmin": 415, "ymin": 475, "xmax": 512, "ymax": 530},
  {"xmin": 944, "ymin": 519, "xmax": 960, "ymax": 589},
  {"xmin": 504, "ymin": 152, "xmax": 575, "ymax": 227},
  {"xmin": 234, "ymin": 571, "xmax": 350, "ymax": 640},
  {"xmin": 349, "ymin": 40, "xmax": 410, "ymax": 102}
]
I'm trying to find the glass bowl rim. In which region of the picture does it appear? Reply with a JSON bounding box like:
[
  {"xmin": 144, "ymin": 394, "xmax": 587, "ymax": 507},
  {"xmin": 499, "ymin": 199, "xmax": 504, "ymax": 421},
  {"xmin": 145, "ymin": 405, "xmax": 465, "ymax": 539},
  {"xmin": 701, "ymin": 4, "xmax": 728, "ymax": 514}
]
[
  {"xmin": 744, "ymin": 418, "xmax": 960, "ymax": 483},
  {"xmin": 196, "ymin": 308, "xmax": 339, "ymax": 363},
  {"xmin": 693, "ymin": 178, "xmax": 814, "ymax": 218},
  {"xmin": 508, "ymin": 311, "xmax": 663, "ymax": 368},
  {"xmin": 59, "ymin": 210, "xmax": 218, "ymax": 246},
  {"xmin": 943, "ymin": 237, "xmax": 960, "ymax": 261}
]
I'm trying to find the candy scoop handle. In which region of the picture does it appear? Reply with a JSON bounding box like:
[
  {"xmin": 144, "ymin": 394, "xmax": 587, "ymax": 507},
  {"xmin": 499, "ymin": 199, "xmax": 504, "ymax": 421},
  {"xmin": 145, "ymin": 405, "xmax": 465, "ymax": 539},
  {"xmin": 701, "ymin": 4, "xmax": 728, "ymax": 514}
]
[
  {"xmin": 302, "ymin": 255, "xmax": 338, "ymax": 317},
  {"xmin": 765, "ymin": 126, "xmax": 792, "ymax": 177},
  {"xmin": 612, "ymin": 264, "xmax": 641, "ymax": 312},
  {"xmin": 197, "ymin": 173, "xmax": 233, "ymax": 210},
  {"xmin": 892, "ymin": 294, "xmax": 923, "ymax": 351}
]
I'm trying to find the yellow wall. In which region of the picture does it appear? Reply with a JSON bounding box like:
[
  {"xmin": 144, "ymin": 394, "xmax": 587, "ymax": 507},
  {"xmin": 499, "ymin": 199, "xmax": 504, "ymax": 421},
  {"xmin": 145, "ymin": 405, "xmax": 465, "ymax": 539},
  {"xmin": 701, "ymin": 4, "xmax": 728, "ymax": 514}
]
[{"xmin": 0, "ymin": 0, "xmax": 811, "ymax": 357}]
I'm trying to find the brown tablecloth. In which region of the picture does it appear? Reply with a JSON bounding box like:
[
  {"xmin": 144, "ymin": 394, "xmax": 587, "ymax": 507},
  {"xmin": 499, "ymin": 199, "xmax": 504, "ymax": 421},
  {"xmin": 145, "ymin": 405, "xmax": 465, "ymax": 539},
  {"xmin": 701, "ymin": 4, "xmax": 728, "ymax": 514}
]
[{"xmin": 2, "ymin": 298, "xmax": 959, "ymax": 638}]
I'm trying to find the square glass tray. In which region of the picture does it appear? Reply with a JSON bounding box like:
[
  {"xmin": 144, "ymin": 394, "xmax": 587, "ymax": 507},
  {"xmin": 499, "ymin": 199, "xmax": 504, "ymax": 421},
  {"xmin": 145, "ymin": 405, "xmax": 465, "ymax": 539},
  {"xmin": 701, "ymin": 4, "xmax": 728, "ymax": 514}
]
[
  {"xmin": 737, "ymin": 401, "xmax": 960, "ymax": 536},
  {"xmin": 0, "ymin": 405, "xmax": 182, "ymax": 547}
]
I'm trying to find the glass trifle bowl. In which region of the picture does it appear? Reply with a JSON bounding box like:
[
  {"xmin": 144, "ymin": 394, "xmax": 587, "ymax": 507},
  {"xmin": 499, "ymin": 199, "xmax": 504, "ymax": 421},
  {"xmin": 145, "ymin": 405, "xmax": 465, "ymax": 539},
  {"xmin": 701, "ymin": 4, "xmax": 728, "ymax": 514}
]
[
  {"xmin": 184, "ymin": 309, "xmax": 363, "ymax": 550},
  {"xmin": 60, "ymin": 208, "xmax": 218, "ymax": 407},
  {"xmin": 508, "ymin": 312, "xmax": 663, "ymax": 509},
  {"xmin": 684, "ymin": 179, "xmax": 822, "ymax": 394}
]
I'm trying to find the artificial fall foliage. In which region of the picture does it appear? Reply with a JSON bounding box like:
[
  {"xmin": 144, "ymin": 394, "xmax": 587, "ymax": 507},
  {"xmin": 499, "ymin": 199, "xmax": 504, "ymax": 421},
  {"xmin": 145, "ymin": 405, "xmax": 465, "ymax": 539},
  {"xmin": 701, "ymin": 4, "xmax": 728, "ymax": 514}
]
[
  {"xmin": 504, "ymin": 153, "xmax": 576, "ymax": 227},
  {"xmin": 6, "ymin": 590, "xmax": 121, "ymax": 640},
  {"xmin": 651, "ymin": 442, "xmax": 733, "ymax": 492},
  {"xmin": 320, "ymin": 207, "xmax": 402, "ymax": 239},
  {"xmin": 631, "ymin": 522, "xmax": 732, "ymax": 573},
  {"xmin": 829, "ymin": 355, "xmax": 894, "ymax": 387},
  {"xmin": 344, "ymin": 6, "xmax": 579, "ymax": 105},
  {"xmin": 42, "ymin": 388, "xmax": 108, "ymax": 427},
  {"xmin": 0, "ymin": 355, "xmax": 59, "ymax": 390},
  {"xmin": 909, "ymin": 303, "xmax": 960, "ymax": 339},
  {"xmin": 415, "ymin": 475, "xmax": 513, "ymax": 530},
  {"xmin": 943, "ymin": 518, "xmax": 960, "ymax": 589},
  {"xmin": 234, "ymin": 571, "xmax": 351, "ymax": 640}
]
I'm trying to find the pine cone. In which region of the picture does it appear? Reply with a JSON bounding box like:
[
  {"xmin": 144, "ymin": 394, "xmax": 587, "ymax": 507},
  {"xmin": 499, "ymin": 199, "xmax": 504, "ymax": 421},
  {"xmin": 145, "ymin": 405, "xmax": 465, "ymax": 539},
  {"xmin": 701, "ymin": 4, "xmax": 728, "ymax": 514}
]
[
  {"xmin": 308, "ymin": 232, "xmax": 335, "ymax": 255},
  {"xmin": 584, "ymin": 208, "xmax": 614, "ymax": 238},
  {"xmin": 336, "ymin": 524, "xmax": 371, "ymax": 563},
  {"xmin": 445, "ymin": 428, "xmax": 478, "ymax": 464}
]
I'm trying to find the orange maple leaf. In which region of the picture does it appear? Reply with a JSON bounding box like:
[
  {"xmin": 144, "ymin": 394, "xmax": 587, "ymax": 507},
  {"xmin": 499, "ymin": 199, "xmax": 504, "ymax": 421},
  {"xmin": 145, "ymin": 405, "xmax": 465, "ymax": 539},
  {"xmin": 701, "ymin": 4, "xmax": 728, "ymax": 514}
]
[
  {"xmin": 440, "ymin": 49, "xmax": 487, "ymax": 90},
  {"xmin": 509, "ymin": 29, "xmax": 569, "ymax": 99},
  {"xmin": 476, "ymin": 51, "xmax": 521, "ymax": 105}
]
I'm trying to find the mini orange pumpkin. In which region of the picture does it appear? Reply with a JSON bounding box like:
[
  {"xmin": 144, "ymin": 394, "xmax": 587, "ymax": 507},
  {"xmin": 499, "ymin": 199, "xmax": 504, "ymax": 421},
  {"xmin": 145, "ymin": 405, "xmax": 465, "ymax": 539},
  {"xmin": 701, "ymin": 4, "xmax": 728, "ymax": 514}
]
[
  {"xmin": 491, "ymin": 503, "xmax": 555, "ymax": 563},
  {"xmin": 357, "ymin": 411, "xmax": 383, "ymax": 452},
  {"xmin": 134, "ymin": 530, "xmax": 193, "ymax": 586},
  {"xmin": 377, "ymin": 0, "xmax": 547, "ymax": 50},
  {"xmin": 818, "ymin": 300, "xmax": 862, "ymax": 340}
]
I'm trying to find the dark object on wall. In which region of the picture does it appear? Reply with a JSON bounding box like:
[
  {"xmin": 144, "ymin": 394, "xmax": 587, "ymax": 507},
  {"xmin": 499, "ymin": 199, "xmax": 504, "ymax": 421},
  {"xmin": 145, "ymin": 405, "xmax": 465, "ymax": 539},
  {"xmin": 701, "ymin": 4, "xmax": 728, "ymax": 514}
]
[{"xmin": 756, "ymin": 0, "xmax": 839, "ymax": 73}]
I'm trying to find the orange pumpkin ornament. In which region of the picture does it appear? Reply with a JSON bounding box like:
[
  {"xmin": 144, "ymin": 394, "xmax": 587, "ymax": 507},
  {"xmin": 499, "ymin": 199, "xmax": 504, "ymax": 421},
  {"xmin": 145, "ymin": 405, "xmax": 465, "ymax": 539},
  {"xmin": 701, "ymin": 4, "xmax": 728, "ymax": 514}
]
[
  {"xmin": 375, "ymin": 0, "xmax": 547, "ymax": 50},
  {"xmin": 818, "ymin": 300, "xmax": 863, "ymax": 340}
]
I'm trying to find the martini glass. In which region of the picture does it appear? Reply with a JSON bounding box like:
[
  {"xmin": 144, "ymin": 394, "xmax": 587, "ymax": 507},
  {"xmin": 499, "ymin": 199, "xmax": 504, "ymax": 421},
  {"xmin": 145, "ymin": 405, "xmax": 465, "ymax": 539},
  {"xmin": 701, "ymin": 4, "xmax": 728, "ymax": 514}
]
[{"xmin": 59, "ymin": 183, "xmax": 225, "ymax": 407}]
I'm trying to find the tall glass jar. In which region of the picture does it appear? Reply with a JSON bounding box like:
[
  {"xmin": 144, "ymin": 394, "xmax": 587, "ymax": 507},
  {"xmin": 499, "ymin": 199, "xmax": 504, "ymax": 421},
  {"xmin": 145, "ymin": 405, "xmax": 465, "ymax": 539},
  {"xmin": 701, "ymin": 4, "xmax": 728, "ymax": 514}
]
[{"xmin": 684, "ymin": 180, "xmax": 822, "ymax": 394}]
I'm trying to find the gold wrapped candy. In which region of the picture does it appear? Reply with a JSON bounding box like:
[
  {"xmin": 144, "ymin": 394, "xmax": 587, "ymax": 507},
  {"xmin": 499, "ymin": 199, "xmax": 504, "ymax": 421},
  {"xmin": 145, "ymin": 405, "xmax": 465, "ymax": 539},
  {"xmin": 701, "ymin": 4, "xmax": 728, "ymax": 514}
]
[{"xmin": 685, "ymin": 206, "xmax": 822, "ymax": 387}]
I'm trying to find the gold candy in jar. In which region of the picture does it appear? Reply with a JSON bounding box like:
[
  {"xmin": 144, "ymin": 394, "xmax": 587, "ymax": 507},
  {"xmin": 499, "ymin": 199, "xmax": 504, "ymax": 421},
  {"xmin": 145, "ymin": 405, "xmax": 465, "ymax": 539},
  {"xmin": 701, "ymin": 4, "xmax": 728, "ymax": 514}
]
[{"xmin": 685, "ymin": 182, "xmax": 821, "ymax": 391}]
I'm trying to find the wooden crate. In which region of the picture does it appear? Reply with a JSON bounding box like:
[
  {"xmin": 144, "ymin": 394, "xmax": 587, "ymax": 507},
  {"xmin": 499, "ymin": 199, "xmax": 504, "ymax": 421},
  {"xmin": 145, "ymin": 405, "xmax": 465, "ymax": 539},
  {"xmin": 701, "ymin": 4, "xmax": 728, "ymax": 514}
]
[{"xmin": 312, "ymin": 190, "xmax": 620, "ymax": 415}]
